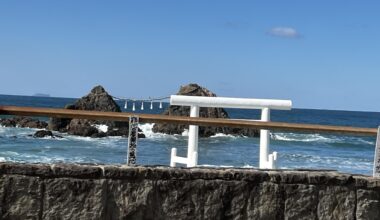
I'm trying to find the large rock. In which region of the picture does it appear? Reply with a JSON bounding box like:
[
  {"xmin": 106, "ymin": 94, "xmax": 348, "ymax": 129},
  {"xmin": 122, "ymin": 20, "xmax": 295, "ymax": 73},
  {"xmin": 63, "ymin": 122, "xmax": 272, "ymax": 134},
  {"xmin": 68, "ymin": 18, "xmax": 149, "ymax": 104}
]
[
  {"xmin": 48, "ymin": 85, "xmax": 143, "ymax": 138},
  {"xmin": 48, "ymin": 104, "xmax": 75, "ymax": 132},
  {"xmin": 152, "ymin": 83, "xmax": 259, "ymax": 137}
]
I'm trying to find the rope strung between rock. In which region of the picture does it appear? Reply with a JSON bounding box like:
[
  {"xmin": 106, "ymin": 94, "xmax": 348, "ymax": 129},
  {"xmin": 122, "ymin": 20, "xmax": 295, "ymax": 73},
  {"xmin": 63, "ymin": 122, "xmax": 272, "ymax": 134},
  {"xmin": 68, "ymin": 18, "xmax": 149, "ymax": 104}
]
[{"xmin": 111, "ymin": 95, "xmax": 170, "ymax": 111}]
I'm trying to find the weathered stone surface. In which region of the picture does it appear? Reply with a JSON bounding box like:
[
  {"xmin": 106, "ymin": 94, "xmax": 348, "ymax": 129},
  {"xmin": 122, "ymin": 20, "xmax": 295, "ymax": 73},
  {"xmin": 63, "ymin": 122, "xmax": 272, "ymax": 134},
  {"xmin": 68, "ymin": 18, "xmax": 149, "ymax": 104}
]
[
  {"xmin": 0, "ymin": 177, "xmax": 4, "ymax": 216},
  {"xmin": 203, "ymin": 180, "xmax": 251, "ymax": 219},
  {"xmin": 51, "ymin": 163, "xmax": 103, "ymax": 178},
  {"xmin": 284, "ymin": 184, "xmax": 318, "ymax": 220},
  {"xmin": 317, "ymin": 186, "xmax": 356, "ymax": 220},
  {"xmin": 308, "ymin": 171, "xmax": 353, "ymax": 185},
  {"xmin": 43, "ymin": 178, "xmax": 106, "ymax": 219},
  {"xmin": 153, "ymin": 83, "xmax": 259, "ymax": 137},
  {"xmin": 354, "ymin": 175, "xmax": 380, "ymax": 189},
  {"xmin": 0, "ymin": 163, "xmax": 379, "ymax": 219},
  {"xmin": 0, "ymin": 163, "xmax": 53, "ymax": 177},
  {"xmin": 269, "ymin": 170, "xmax": 309, "ymax": 184},
  {"xmin": 155, "ymin": 179, "xmax": 206, "ymax": 219},
  {"xmin": 106, "ymin": 179, "xmax": 155, "ymax": 219},
  {"xmin": 1, "ymin": 175, "xmax": 42, "ymax": 219},
  {"xmin": 154, "ymin": 179, "xmax": 251, "ymax": 219},
  {"xmin": 251, "ymin": 182, "xmax": 284, "ymax": 219},
  {"xmin": 356, "ymin": 189, "xmax": 380, "ymax": 220}
]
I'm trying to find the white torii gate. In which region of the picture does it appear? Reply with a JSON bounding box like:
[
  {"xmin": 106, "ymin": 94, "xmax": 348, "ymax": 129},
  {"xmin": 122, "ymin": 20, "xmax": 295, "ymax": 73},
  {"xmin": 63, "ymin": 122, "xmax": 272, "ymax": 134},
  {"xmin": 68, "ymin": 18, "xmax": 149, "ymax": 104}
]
[{"xmin": 169, "ymin": 95, "xmax": 292, "ymax": 169}]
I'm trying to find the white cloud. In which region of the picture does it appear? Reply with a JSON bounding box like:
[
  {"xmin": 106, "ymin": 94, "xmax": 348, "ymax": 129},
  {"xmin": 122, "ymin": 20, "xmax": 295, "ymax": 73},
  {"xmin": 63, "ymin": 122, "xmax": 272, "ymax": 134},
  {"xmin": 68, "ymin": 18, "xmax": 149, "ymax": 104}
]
[{"xmin": 267, "ymin": 27, "xmax": 300, "ymax": 38}]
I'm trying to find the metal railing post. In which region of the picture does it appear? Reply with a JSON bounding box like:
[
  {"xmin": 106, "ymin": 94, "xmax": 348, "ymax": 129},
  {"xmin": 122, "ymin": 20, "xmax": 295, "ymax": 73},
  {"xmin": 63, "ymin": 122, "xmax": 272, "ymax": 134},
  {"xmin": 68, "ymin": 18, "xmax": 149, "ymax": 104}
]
[
  {"xmin": 127, "ymin": 116, "xmax": 139, "ymax": 166},
  {"xmin": 187, "ymin": 105, "xmax": 199, "ymax": 167},
  {"xmin": 373, "ymin": 126, "xmax": 380, "ymax": 177},
  {"xmin": 259, "ymin": 108, "xmax": 278, "ymax": 169},
  {"xmin": 259, "ymin": 108, "xmax": 270, "ymax": 168},
  {"xmin": 170, "ymin": 148, "xmax": 177, "ymax": 167}
]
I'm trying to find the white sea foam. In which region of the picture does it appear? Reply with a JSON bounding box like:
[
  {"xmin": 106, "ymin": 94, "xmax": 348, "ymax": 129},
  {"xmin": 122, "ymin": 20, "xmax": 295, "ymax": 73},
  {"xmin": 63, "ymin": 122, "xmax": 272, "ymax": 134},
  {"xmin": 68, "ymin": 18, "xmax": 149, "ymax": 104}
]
[
  {"xmin": 0, "ymin": 126, "xmax": 41, "ymax": 137},
  {"xmin": 93, "ymin": 124, "xmax": 109, "ymax": 133},
  {"xmin": 353, "ymin": 138, "xmax": 376, "ymax": 145},
  {"xmin": 210, "ymin": 133, "xmax": 238, "ymax": 139},
  {"xmin": 271, "ymin": 133, "xmax": 332, "ymax": 142},
  {"xmin": 197, "ymin": 164, "xmax": 257, "ymax": 169},
  {"xmin": 2, "ymin": 151, "xmax": 20, "ymax": 156},
  {"xmin": 138, "ymin": 123, "xmax": 179, "ymax": 140},
  {"xmin": 282, "ymin": 153, "xmax": 373, "ymax": 171},
  {"xmin": 138, "ymin": 123, "xmax": 242, "ymax": 140},
  {"xmin": 60, "ymin": 135, "xmax": 96, "ymax": 142},
  {"xmin": 138, "ymin": 123, "xmax": 154, "ymax": 137},
  {"xmin": 198, "ymin": 164, "xmax": 234, "ymax": 168},
  {"xmin": 181, "ymin": 129, "xmax": 189, "ymax": 136},
  {"xmin": 271, "ymin": 132, "xmax": 375, "ymax": 145},
  {"xmin": 0, "ymin": 125, "xmax": 5, "ymax": 132},
  {"xmin": 59, "ymin": 133, "xmax": 122, "ymax": 141}
]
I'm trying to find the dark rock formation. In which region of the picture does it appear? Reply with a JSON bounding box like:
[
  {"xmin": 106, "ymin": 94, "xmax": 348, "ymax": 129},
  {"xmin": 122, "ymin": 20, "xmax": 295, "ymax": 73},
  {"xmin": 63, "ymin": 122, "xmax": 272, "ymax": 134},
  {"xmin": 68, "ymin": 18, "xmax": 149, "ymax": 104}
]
[
  {"xmin": 153, "ymin": 83, "xmax": 259, "ymax": 137},
  {"xmin": 31, "ymin": 130, "xmax": 64, "ymax": 139},
  {"xmin": 0, "ymin": 162, "xmax": 379, "ymax": 219},
  {"xmin": 0, "ymin": 117, "xmax": 48, "ymax": 129},
  {"xmin": 33, "ymin": 130, "xmax": 54, "ymax": 138},
  {"xmin": 48, "ymin": 104, "xmax": 75, "ymax": 132},
  {"xmin": 48, "ymin": 85, "xmax": 144, "ymax": 138}
]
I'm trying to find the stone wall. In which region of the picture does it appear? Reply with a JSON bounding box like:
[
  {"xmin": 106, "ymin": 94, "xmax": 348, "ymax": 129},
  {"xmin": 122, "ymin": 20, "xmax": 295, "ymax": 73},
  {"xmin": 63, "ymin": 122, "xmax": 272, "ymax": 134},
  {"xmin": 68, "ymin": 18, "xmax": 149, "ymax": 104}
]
[{"xmin": 0, "ymin": 162, "xmax": 379, "ymax": 219}]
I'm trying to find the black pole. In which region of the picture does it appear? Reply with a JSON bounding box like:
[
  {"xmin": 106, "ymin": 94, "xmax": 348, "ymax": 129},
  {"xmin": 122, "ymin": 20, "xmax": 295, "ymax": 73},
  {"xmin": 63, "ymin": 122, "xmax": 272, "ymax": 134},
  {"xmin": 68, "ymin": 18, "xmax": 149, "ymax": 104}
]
[{"xmin": 127, "ymin": 116, "xmax": 139, "ymax": 166}]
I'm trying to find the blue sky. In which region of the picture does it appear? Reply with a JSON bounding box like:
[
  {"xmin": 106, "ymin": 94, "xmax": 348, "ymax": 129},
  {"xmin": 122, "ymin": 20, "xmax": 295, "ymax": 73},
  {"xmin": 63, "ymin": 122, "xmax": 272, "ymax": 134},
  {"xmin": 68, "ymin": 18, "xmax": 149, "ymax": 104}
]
[{"xmin": 0, "ymin": 1, "xmax": 379, "ymax": 111}]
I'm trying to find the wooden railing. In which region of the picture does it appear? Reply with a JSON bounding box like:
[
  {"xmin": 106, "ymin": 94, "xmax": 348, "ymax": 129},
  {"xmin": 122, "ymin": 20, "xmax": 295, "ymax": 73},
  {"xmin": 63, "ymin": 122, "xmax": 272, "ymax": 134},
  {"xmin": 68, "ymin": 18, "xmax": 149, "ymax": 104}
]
[
  {"xmin": 0, "ymin": 105, "xmax": 379, "ymax": 176},
  {"xmin": 0, "ymin": 105, "xmax": 377, "ymax": 135}
]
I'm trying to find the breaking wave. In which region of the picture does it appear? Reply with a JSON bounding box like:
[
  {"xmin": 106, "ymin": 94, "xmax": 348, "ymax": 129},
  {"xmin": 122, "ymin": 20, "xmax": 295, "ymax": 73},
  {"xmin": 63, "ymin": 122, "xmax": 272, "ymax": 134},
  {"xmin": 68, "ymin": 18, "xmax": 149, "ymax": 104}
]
[
  {"xmin": 138, "ymin": 123, "xmax": 179, "ymax": 140},
  {"xmin": 271, "ymin": 132, "xmax": 375, "ymax": 145},
  {"xmin": 210, "ymin": 133, "xmax": 239, "ymax": 139}
]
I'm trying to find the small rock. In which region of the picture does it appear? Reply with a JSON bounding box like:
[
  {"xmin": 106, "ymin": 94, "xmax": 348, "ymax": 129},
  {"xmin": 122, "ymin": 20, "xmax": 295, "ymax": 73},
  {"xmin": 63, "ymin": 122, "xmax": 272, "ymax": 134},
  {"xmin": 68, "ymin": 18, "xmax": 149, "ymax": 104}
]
[
  {"xmin": 32, "ymin": 130, "xmax": 55, "ymax": 138},
  {"xmin": 138, "ymin": 133, "xmax": 146, "ymax": 138}
]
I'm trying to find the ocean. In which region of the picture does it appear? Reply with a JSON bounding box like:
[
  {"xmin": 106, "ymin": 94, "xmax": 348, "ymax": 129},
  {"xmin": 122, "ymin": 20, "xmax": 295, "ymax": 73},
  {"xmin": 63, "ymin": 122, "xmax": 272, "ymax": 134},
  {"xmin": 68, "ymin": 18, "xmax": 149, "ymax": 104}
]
[{"xmin": 1, "ymin": 94, "xmax": 380, "ymax": 175}]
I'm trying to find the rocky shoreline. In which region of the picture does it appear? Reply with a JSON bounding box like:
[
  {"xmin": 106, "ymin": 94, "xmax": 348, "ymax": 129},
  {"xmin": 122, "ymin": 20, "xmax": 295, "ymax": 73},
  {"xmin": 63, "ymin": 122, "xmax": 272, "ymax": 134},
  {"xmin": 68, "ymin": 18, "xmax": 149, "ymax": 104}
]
[
  {"xmin": 1, "ymin": 86, "xmax": 145, "ymax": 139},
  {"xmin": 0, "ymin": 116, "xmax": 48, "ymax": 129},
  {"xmin": 1, "ymin": 83, "xmax": 260, "ymax": 139}
]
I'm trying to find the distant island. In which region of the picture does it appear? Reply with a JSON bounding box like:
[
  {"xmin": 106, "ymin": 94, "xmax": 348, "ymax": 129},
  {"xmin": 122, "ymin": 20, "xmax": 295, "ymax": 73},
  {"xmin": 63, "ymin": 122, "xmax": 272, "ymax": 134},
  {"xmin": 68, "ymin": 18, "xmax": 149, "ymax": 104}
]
[{"xmin": 33, "ymin": 93, "xmax": 50, "ymax": 97}]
